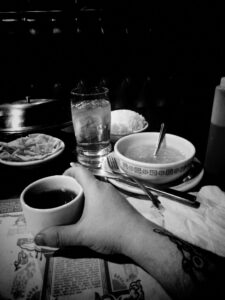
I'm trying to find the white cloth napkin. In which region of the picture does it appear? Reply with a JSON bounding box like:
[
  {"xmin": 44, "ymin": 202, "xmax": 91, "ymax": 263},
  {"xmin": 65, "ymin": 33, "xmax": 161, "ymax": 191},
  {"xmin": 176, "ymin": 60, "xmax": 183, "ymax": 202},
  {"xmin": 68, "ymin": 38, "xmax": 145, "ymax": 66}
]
[{"xmin": 126, "ymin": 185, "xmax": 225, "ymax": 257}]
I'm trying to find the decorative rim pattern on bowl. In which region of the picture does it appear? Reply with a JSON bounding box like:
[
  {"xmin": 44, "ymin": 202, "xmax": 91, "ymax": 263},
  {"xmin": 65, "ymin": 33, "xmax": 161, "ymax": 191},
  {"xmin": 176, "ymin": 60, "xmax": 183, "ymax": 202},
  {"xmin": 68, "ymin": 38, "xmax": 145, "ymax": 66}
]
[{"xmin": 120, "ymin": 160, "xmax": 192, "ymax": 177}]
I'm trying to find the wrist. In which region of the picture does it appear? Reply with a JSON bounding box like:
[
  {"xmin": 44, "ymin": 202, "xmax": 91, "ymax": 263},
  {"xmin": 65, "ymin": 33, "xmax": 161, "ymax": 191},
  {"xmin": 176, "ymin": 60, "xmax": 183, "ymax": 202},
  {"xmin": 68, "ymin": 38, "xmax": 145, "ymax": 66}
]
[{"xmin": 120, "ymin": 212, "xmax": 151, "ymax": 258}]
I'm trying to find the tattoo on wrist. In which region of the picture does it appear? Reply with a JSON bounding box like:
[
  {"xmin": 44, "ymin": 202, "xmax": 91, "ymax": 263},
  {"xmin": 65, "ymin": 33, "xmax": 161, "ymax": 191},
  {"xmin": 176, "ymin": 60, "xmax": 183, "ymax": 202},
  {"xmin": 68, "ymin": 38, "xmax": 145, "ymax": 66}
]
[{"xmin": 153, "ymin": 228, "xmax": 219, "ymax": 282}]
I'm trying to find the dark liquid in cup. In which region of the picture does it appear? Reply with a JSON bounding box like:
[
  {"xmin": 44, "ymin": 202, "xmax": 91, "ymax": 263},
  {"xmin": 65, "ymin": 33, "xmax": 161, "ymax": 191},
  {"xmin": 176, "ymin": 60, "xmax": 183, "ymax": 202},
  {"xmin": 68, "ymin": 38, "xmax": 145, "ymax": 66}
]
[{"xmin": 24, "ymin": 189, "xmax": 77, "ymax": 209}]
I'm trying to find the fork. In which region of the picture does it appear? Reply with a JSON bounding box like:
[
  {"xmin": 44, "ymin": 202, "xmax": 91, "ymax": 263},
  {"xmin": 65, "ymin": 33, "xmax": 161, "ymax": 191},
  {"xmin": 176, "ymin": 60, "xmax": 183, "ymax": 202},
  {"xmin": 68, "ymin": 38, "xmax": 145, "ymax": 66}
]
[{"xmin": 107, "ymin": 155, "xmax": 162, "ymax": 210}]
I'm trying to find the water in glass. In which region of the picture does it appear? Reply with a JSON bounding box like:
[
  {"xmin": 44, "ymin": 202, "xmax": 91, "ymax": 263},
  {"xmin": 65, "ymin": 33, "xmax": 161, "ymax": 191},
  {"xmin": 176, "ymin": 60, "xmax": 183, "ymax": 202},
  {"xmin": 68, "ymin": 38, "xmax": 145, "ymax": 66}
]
[{"xmin": 71, "ymin": 86, "xmax": 111, "ymax": 167}]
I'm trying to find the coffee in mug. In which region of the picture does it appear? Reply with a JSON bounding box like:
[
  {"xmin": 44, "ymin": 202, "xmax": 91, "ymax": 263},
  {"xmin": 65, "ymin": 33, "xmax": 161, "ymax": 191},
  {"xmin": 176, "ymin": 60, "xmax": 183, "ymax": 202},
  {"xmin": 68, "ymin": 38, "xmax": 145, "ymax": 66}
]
[
  {"xmin": 24, "ymin": 188, "xmax": 77, "ymax": 209},
  {"xmin": 20, "ymin": 175, "xmax": 84, "ymax": 238}
]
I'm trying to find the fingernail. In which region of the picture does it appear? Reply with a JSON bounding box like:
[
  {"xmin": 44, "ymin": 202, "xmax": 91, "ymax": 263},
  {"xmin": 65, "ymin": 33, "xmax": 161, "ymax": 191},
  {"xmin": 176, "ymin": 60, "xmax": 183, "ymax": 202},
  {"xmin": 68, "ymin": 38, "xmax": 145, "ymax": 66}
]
[{"xmin": 34, "ymin": 234, "xmax": 46, "ymax": 246}]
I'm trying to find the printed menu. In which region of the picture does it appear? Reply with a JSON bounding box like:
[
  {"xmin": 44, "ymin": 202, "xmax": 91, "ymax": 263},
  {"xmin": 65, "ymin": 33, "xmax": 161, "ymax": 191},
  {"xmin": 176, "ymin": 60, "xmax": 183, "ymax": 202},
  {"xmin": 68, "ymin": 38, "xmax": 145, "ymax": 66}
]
[{"xmin": 0, "ymin": 198, "xmax": 170, "ymax": 300}]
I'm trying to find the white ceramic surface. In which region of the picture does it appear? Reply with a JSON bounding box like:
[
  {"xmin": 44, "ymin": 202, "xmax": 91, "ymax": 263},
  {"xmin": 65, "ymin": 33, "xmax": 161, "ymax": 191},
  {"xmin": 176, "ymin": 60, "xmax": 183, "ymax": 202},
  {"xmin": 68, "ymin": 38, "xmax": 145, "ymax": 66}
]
[
  {"xmin": 114, "ymin": 132, "xmax": 196, "ymax": 184},
  {"xmin": 0, "ymin": 140, "xmax": 65, "ymax": 167},
  {"xmin": 20, "ymin": 175, "xmax": 84, "ymax": 237},
  {"xmin": 110, "ymin": 109, "xmax": 148, "ymax": 143},
  {"xmin": 111, "ymin": 121, "xmax": 149, "ymax": 143},
  {"xmin": 103, "ymin": 152, "xmax": 204, "ymax": 193}
]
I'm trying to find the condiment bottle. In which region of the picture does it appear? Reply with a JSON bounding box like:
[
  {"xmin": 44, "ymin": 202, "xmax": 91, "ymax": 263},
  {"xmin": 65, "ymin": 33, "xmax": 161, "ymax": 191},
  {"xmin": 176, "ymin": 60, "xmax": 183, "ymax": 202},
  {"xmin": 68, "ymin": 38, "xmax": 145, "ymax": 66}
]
[{"xmin": 204, "ymin": 77, "xmax": 225, "ymax": 180}]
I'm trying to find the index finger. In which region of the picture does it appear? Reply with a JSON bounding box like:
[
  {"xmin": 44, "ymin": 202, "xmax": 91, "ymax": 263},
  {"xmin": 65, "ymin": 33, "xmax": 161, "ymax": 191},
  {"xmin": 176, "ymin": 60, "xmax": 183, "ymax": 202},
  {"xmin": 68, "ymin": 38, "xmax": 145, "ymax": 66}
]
[{"xmin": 63, "ymin": 163, "xmax": 99, "ymax": 195}]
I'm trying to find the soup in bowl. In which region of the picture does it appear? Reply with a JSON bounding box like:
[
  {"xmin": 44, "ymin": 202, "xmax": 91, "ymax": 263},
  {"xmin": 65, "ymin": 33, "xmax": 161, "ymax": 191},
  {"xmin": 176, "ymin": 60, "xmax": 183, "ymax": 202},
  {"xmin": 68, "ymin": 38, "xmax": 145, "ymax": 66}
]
[{"xmin": 114, "ymin": 132, "xmax": 196, "ymax": 184}]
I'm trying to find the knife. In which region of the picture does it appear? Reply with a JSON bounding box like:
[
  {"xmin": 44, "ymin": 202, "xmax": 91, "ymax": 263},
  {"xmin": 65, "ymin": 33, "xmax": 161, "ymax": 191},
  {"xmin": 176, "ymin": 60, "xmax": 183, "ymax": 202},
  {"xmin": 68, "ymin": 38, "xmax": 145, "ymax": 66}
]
[{"xmin": 88, "ymin": 168, "xmax": 200, "ymax": 208}]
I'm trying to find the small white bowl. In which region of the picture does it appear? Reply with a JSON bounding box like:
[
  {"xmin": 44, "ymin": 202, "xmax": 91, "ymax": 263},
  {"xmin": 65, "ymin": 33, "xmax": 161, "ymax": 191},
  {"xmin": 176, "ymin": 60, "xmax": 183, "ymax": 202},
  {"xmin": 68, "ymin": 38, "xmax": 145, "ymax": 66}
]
[
  {"xmin": 114, "ymin": 132, "xmax": 196, "ymax": 184},
  {"xmin": 110, "ymin": 109, "xmax": 148, "ymax": 143}
]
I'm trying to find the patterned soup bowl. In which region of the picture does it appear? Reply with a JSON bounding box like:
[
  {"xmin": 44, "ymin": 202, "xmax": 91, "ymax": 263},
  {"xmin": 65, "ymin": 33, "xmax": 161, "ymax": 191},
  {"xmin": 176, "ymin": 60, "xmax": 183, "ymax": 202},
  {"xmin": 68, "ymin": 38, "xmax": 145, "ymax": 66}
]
[{"xmin": 114, "ymin": 132, "xmax": 196, "ymax": 184}]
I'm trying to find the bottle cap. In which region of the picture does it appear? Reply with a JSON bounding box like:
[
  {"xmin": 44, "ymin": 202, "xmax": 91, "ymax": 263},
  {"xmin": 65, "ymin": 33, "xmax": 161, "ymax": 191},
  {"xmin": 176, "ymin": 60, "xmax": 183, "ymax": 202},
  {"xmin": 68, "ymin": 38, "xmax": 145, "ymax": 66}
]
[
  {"xmin": 220, "ymin": 77, "xmax": 225, "ymax": 88},
  {"xmin": 211, "ymin": 80, "xmax": 225, "ymax": 126}
]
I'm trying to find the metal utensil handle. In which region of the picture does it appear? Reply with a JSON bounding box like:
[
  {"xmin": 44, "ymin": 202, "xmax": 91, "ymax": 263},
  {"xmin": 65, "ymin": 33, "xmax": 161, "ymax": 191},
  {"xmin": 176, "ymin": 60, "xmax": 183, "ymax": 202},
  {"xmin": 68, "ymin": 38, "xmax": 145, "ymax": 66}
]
[
  {"xmin": 129, "ymin": 176, "xmax": 161, "ymax": 208},
  {"xmin": 107, "ymin": 166, "xmax": 196, "ymax": 201},
  {"xmin": 149, "ymin": 186, "xmax": 197, "ymax": 202},
  {"xmin": 118, "ymin": 174, "xmax": 199, "ymax": 208},
  {"xmin": 153, "ymin": 123, "xmax": 166, "ymax": 156},
  {"xmin": 87, "ymin": 167, "xmax": 200, "ymax": 208}
]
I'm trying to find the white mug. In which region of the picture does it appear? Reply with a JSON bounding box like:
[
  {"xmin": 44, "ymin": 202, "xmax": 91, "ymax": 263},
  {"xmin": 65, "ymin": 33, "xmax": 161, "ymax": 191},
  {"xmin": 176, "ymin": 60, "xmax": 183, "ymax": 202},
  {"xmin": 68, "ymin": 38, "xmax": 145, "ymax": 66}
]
[{"xmin": 20, "ymin": 175, "xmax": 84, "ymax": 237}]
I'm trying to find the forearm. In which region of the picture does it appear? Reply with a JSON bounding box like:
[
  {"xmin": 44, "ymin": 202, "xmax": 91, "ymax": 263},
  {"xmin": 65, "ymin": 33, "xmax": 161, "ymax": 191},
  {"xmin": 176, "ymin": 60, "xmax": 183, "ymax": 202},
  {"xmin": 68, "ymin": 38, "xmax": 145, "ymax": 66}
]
[{"xmin": 121, "ymin": 215, "xmax": 225, "ymax": 300}]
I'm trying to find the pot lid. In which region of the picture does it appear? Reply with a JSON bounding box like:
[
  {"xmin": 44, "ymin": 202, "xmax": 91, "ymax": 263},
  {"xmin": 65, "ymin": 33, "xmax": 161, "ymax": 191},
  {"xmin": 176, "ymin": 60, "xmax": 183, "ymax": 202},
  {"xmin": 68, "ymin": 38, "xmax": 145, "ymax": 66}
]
[
  {"xmin": 0, "ymin": 97, "xmax": 57, "ymax": 108},
  {"xmin": 0, "ymin": 97, "xmax": 71, "ymax": 133}
]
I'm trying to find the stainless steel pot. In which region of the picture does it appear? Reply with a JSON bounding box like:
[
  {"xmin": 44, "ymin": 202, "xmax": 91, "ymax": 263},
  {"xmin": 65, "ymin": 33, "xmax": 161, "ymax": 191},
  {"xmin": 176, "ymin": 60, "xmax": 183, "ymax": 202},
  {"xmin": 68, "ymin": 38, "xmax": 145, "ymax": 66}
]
[{"xmin": 0, "ymin": 97, "xmax": 71, "ymax": 134}]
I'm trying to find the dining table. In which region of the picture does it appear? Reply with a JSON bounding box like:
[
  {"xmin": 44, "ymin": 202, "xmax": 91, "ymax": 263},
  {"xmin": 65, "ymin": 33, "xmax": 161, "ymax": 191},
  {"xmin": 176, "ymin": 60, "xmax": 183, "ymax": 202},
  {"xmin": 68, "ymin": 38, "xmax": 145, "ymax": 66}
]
[{"xmin": 0, "ymin": 122, "xmax": 225, "ymax": 300}]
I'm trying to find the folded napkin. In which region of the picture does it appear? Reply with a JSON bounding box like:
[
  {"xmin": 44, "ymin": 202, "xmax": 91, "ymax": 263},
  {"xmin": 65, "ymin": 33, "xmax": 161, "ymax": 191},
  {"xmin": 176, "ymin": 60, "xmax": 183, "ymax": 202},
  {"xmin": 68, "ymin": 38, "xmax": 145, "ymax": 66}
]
[{"xmin": 126, "ymin": 185, "xmax": 225, "ymax": 257}]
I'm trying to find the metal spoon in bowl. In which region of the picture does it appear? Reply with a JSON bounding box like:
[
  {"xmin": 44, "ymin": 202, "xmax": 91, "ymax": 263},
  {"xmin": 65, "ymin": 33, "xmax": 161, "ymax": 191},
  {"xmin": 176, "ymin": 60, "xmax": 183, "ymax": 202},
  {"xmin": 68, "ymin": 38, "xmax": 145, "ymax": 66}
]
[{"xmin": 153, "ymin": 123, "xmax": 166, "ymax": 157}]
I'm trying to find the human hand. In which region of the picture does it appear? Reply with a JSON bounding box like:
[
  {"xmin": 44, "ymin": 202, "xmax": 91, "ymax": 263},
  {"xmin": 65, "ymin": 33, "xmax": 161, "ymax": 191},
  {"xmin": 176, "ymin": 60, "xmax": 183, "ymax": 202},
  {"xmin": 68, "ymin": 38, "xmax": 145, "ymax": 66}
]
[{"xmin": 34, "ymin": 163, "xmax": 142, "ymax": 255}]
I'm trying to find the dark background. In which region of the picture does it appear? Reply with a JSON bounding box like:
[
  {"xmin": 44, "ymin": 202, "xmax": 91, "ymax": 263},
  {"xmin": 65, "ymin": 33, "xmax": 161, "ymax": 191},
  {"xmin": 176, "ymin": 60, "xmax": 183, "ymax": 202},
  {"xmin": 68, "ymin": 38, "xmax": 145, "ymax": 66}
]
[{"xmin": 0, "ymin": 0, "xmax": 225, "ymax": 164}]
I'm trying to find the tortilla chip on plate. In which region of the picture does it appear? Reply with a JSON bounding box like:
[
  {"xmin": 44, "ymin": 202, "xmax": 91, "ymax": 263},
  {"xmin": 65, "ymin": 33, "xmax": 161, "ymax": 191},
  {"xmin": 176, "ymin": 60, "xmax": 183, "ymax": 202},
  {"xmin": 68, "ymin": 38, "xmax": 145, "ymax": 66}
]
[{"xmin": 0, "ymin": 133, "xmax": 64, "ymax": 163}]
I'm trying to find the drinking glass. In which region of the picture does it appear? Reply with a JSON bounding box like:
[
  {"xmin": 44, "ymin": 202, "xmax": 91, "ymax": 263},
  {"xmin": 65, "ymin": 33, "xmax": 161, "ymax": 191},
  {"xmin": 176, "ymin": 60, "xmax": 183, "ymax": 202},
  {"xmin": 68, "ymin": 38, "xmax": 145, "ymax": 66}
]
[{"xmin": 71, "ymin": 86, "xmax": 111, "ymax": 168}]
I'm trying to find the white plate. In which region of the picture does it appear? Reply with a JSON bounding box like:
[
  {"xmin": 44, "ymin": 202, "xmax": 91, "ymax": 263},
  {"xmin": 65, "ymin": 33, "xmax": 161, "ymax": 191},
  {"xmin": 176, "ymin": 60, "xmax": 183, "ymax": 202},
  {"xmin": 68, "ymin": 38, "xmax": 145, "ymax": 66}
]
[
  {"xmin": 0, "ymin": 137, "xmax": 65, "ymax": 167},
  {"xmin": 103, "ymin": 152, "xmax": 204, "ymax": 193}
]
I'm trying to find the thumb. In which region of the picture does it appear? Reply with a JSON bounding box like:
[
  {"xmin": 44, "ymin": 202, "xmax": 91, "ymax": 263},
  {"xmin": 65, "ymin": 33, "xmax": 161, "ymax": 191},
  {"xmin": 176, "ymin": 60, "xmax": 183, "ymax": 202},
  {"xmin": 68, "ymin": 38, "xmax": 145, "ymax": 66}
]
[{"xmin": 34, "ymin": 223, "xmax": 83, "ymax": 248}]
